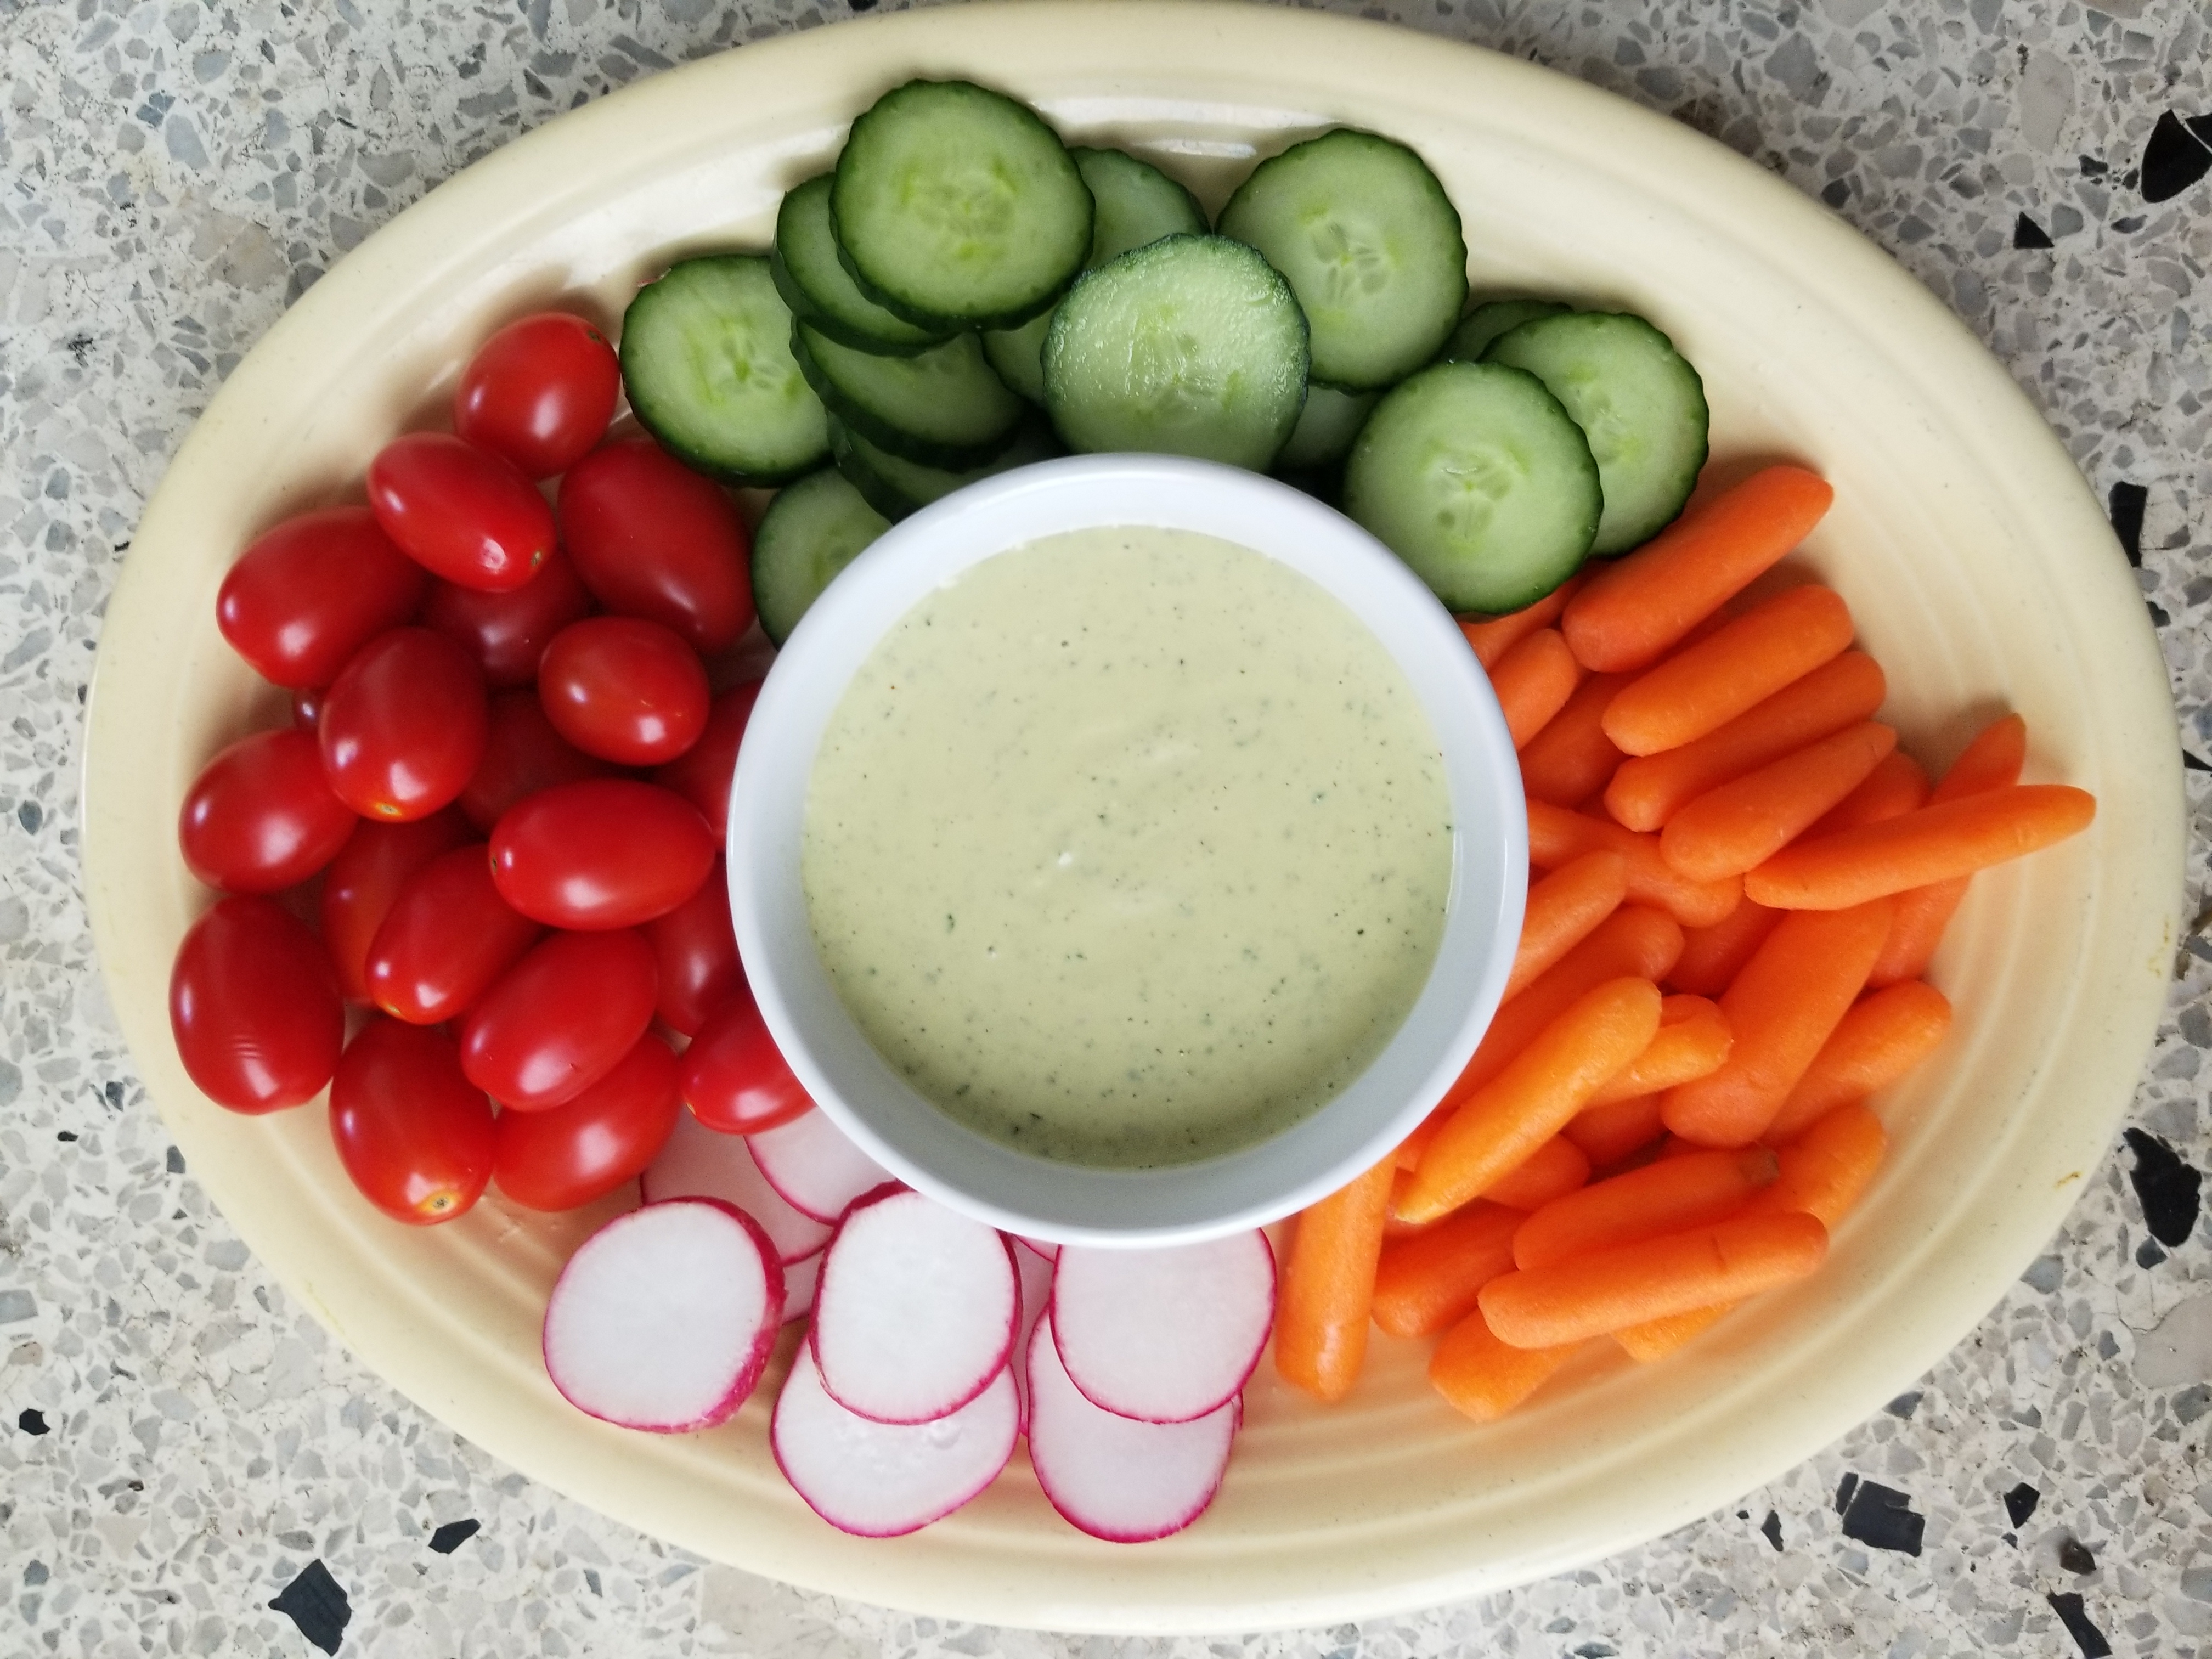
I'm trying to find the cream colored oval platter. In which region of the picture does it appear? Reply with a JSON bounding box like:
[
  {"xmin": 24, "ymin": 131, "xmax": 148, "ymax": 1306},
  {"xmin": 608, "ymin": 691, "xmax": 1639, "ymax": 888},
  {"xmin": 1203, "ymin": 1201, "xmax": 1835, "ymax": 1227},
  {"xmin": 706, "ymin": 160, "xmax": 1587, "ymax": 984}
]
[{"xmin": 82, "ymin": 1, "xmax": 2182, "ymax": 1633}]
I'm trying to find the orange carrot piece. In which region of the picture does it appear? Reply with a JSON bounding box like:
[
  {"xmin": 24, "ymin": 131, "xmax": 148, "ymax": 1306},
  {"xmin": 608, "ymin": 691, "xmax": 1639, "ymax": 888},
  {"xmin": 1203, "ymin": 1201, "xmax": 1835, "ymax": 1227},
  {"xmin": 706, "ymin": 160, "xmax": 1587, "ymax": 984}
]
[
  {"xmin": 1743, "ymin": 785, "xmax": 2095, "ymax": 911},
  {"xmin": 1614, "ymin": 1302, "xmax": 1733, "ymax": 1362},
  {"xmin": 1804, "ymin": 749, "xmax": 1929, "ymax": 839},
  {"xmin": 1274, "ymin": 1157, "xmax": 1398, "ymax": 1402},
  {"xmin": 1479, "ymin": 1211, "xmax": 1828, "ymax": 1348},
  {"xmin": 1509, "ymin": 851, "xmax": 1630, "ymax": 999},
  {"xmin": 1866, "ymin": 713, "xmax": 2029, "ymax": 985},
  {"xmin": 1480, "ymin": 1135, "xmax": 1591, "ymax": 1210},
  {"xmin": 1512, "ymin": 1146, "xmax": 1776, "ymax": 1270},
  {"xmin": 1667, "ymin": 898, "xmax": 1783, "ymax": 997},
  {"xmin": 1602, "ymin": 586, "xmax": 1856, "ymax": 758},
  {"xmin": 1458, "ymin": 574, "xmax": 1584, "ymax": 669},
  {"xmin": 1563, "ymin": 1092, "xmax": 1667, "ymax": 1167},
  {"xmin": 1373, "ymin": 1202, "xmax": 1525, "ymax": 1336},
  {"xmin": 1659, "ymin": 723, "xmax": 1898, "ymax": 883},
  {"xmin": 1587, "ymin": 993, "xmax": 1732, "ymax": 1105},
  {"xmin": 1936, "ymin": 712, "xmax": 2030, "ymax": 798},
  {"xmin": 1527, "ymin": 801, "xmax": 1743, "ymax": 929},
  {"xmin": 1428, "ymin": 1308, "xmax": 1581, "ymax": 1422},
  {"xmin": 1747, "ymin": 1101, "xmax": 1887, "ymax": 1227},
  {"xmin": 1401, "ymin": 978, "xmax": 1662, "ymax": 1226},
  {"xmin": 1602, "ymin": 650, "xmax": 1887, "ymax": 832},
  {"xmin": 1519, "ymin": 672, "xmax": 1633, "ymax": 806},
  {"xmin": 1491, "ymin": 628, "xmax": 1586, "ymax": 751},
  {"xmin": 1561, "ymin": 465, "xmax": 1836, "ymax": 674},
  {"xmin": 1661, "ymin": 899, "xmax": 1894, "ymax": 1148},
  {"xmin": 1764, "ymin": 980, "xmax": 1950, "ymax": 1141},
  {"xmin": 1395, "ymin": 1112, "xmax": 1447, "ymax": 1172}
]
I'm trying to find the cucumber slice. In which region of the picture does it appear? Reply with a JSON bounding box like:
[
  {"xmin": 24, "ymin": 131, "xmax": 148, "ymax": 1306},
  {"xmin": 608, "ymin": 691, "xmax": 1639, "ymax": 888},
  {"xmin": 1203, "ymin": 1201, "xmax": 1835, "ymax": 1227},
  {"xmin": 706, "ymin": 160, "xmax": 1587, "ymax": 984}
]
[
  {"xmin": 772, "ymin": 175, "xmax": 949, "ymax": 356},
  {"xmin": 751, "ymin": 467, "xmax": 891, "ymax": 644},
  {"xmin": 792, "ymin": 321, "xmax": 1025, "ymax": 470},
  {"xmin": 831, "ymin": 80, "xmax": 1093, "ymax": 331},
  {"xmin": 1342, "ymin": 361, "xmax": 1601, "ymax": 614},
  {"xmin": 1274, "ymin": 383, "xmax": 1376, "ymax": 471},
  {"xmin": 619, "ymin": 255, "xmax": 831, "ymax": 484},
  {"xmin": 1216, "ymin": 128, "xmax": 1467, "ymax": 390},
  {"xmin": 828, "ymin": 415, "xmax": 1060, "ymax": 521},
  {"xmin": 1483, "ymin": 311, "xmax": 1709, "ymax": 555},
  {"xmin": 982, "ymin": 148, "xmax": 1209, "ymax": 407},
  {"xmin": 1043, "ymin": 234, "xmax": 1308, "ymax": 471},
  {"xmin": 1441, "ymin": 298, "xmax": 1568, "ymax": 363}
]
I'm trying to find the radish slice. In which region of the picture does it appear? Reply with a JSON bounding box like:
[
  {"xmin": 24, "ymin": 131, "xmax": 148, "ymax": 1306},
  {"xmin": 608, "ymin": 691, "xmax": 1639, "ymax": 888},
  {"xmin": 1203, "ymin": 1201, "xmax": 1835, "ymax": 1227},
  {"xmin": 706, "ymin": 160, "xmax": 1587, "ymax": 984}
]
[
  {"xmin": 1051, "ymin": 1232, "xmax": 1276, "ymax": 1423},
  {"xmin": 810, "ymin": 1186, "xmax": 1019, "ymax": 1425},
  {"xmin": 782, "ymin": 1249, "xmax": 822, "ymax": 1324},
  {"xmin": 641, "ymin": 1109, "xmax": 833, "ymax": 1263},
  {"xmin": 772, "ymin": 1343, "xmax": 1017, "ymax": 1537},
  {"xmin": 1011, "ymin": 1239, "xmax": 1054, "ymax": 1434},
  {"xmin": 542, "ymin": 1199, "xmax": 783, "ymax": 1432},
  {"xmin": 1016, "ymin": 1235, "xmax": 1060, "ymax": 1262},
  {"xmin": 1025, "ymin": 1314, "xmax": 1237, "ymax": 1543},
  {"xmin": 746, "ymin": 1108, "xmax": 895, "ymax": 1224}
]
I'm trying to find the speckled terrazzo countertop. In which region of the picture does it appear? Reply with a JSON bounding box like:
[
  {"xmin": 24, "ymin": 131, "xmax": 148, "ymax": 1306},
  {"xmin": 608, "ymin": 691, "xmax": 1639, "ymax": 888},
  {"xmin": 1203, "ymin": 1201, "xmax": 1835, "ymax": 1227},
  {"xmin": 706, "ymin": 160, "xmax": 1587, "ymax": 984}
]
[{"xmin": 4, "ymin": 0, "xmax": 2211, "ymax": 1652}]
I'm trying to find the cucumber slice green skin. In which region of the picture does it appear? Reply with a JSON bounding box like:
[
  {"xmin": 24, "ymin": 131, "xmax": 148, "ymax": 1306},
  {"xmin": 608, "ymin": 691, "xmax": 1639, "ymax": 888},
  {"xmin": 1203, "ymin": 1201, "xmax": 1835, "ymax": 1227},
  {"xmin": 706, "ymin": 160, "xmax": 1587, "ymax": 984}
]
[
  {"xmin": 1217, "ymin": 128, "xmax": 1468, "ymax": 391},
  {"xmin": 1274, "ymin": 382, "xmax": 1377, "ymax": 471},
  {"xmin": 751, "ymin": 466, "xmax": 891, "ymax": 645},
  {"xmin": 828, "ymin": 415, "xmax": 1062, "ymax": 521},
  {"xmin": 831, "ymin": 80, "xmax": 1094, "ymax": 332},
  {"xmin": 619, "ymin": 255, "xmax": 831, "ymax": 484},
  {"xmin": 1343, "ymin": 361, "xmax": 1602, "ymax": 615},
  {"xmin": 1043, "ymin": 234, "xmax": 1310, "ymax": 473},
  {"xmin": 772, "ymin": 175, "xmax": 949, "ymax": 357},
  {"xmin": 792, "ymin": 321, "xmax": 1026, "ymax": 471},
  {"xmin": 982, "ymin": 314, "xmax": 1052, "ymax": 405},
  {"xmin": 1483, "ymin": 311, "xmax": 1710, "ymax": 556},
  {"xmin": 1441, "ymin": 298, "xmax": 1569, "ymax": 364}
]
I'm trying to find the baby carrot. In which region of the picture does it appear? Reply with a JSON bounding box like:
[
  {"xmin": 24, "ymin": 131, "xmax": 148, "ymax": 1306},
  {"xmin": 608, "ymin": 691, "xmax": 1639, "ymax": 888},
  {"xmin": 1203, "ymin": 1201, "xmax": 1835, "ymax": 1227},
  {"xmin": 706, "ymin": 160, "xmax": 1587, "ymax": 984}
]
[
  {"xmin": 1936, "ymin": 712, "xmax": 2030, "ymax": 798},
  {"xmin": 1602, "ymin": 650, "xmax": 1887, "ymax": 832},
  {"xmin": 1519, "ymin": 672, "xmax": 1632, "ymax": 807},
  {"xmin": 1613, "ymin": 1302, "xmax": 1732, "ymax": 1362},
  {"xmin": 1585, "ymin": 993, "xmax": 1731, "ymax": 1106},
  {"xmin": 1373, "ymin": 1202, "xmax": 1524, "ymax": 1336},
  {"xmin": 1661, "ymin": 899, "xmax": 1894, "ymax": 1148},
  {"xmin": 1561, "ymin": 464, "xmax": 1836, "ymax": 674},
  {"xmin": 1511, "ymin": 1146, "xmax": 1777, "ymax": 1270},
  {"xmin": 1764, "ymin": 979, "xmax": 1951, "ymax": 1143},
  {"xmin": 1527, "ymin": 801, "xmax": 1744, "ymax": 929},
  {"xmin": 1509, "ymin": 851, "xmax": 1630, "ymax": 999},
  {"xmin": 1395, "ymin": 1111, "xmax": 1447, "ymax": 1172},
  {"xmin": 1401, "ymin": 978, "xmax": 1662, "ymax": 1226},
  {"xmin": 1481, "ymin": 1135, "xmax": 1590, "ymax": 1211},
  {"xmin": 1429, "ymin": 1308, "xmax": 1581, "ymax": 1422},
  {"xmin": 1564, "ymin": 1092, "xmax": 1667, "ymax": 1167},
  {"xmin": 1458, "ymin": 574, "xmax": 1584, "ymax": 669},
  {"xmin": 1667, "ymin": 898, "xmax": 1783, "ymax": 997},
  {"xmin": 1658, "ymin": 721, "xmax": 1898, "ymax": 883},
  {"xmin": 1479, "ymin": 1211, "xmax": 1828, "ymax": 1348},
  {"xmin": 1804, "ymin": 749, "xmax": 1929, "ymax": 839},
  {"xmin": 1746, "ymin": 1101, "xmax": 1886, "ymax": 1228},
  {"xmin": 1492, "ymin": 628, "xmax": 1585, "ymax": 750},
  {"xmin": 1602, "ymin": 585, "xmax": 1856, "ymax": 758},
  {"xmin": 1866, "ymin": 713, "xmax": 2028, "ymax": 985},
  {"xmin": 1742, "ymin": 785, "xmax": 2096, "ymax": 911},
  {"xmin": 1274, "ymin": 1156, "xmax": 1398, "ymax": 1403}
]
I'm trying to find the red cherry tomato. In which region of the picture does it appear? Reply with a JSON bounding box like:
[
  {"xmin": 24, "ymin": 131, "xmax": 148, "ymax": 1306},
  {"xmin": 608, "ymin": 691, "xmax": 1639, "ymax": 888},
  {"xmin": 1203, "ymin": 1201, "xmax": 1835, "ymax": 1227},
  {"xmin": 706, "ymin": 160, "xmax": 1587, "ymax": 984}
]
[
  {"xmin": 680, "ymin": 983, "xmax": 813, "ymax": 1135},
  {"xmin": 421, "ymin": 542, "xmax": 592, "ymax": 688},
  {"xmin": 557, "ymin": 437, "xmax": 754, "ymax": 654},
  {"xmin": 643, "ymin": 857, "xmax": 741, "ymax": 1036},
  {"xmin": 459, "ymin": 690, "xmax": 623, "ymax": 832},
  {"xmin": 537, "ymin": 616, "xmax": 710, "ymax": 766},
  {"xmin": 366, "ymin": 431, "xmax": 556, "ymax": 592},
  {"xmin": 170, "ymin": 895, "xmax": 345, "ymax": 1113},
  {"xmin": 320, "ymin": 809, "xmax": 473, "ymax": 1002},
  {"xmin": 178, "ymin": 729, "xmax": 358, "ymax": 894},
  {"xmin": 492, "ymin": 1032, "xmax": 681, "ymax": 1211},
  {"xmin": 453, "ymin": 312, "xmax": 623, "ymax": 479},
  {"xmin": 460, "ymin": 927, "xmax": 658, "ymax": 1110},
  {"xmin": 319, "ymin": 627, "xmax": 489, "ymax": 821},
  {"xmin": 489, "ymin": 780, "xmax": 715, "ymax": 929},
  {"xmin": 652, "ymin": 679, "xmax": 761, "ymax": 841},
  {"xmin": 216, "ymin": 506, "xmax": 427, "ymax": 689},
  {"xmin": 364, "ymin": 844, "xmax": 543, "ymax": 1024},
  {"xmin": 291, "ymin": 686, "xmax": 326, "ymax": 733},
  {"xmin": 329, "ymin": 1017, "xmax": 497, "ymax": 1224}
]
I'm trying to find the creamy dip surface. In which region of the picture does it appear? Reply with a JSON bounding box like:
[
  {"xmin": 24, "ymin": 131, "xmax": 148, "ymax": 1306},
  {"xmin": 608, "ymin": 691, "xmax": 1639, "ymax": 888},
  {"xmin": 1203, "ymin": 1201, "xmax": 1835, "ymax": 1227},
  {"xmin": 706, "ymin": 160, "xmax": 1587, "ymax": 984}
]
[{"xmin": 800, "ymin": 526, "xmax": 1454, "ymax": 1169}]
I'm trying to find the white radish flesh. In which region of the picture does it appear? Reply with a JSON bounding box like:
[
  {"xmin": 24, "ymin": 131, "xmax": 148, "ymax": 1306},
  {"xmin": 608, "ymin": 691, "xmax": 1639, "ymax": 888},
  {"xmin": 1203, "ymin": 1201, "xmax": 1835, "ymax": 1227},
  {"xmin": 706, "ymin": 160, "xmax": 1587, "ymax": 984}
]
[
  {"xmin": 810, "ymin": 1186, "xmax": 1019, "ymax": 1424},
  {"xmin": 772, "ymin": 1344, "xmax": 1018, "ymax": 1537},
  {"xmin": 1051, "ymin": 1231, "xmax": 1276, "ymax": 1423},
  {"xmin": 1015, "ymin": 1235, "xmax": 1059, "ymax": 1262},
  {"xmin": 641, "ymin": 1108, "xmax": 833, "ymax": 1263},
  {"xmin": 746, "ymin": 1108, "xmax": 895, "ymax": 1224},
  {"xmin": 782, "ymin": 1249, "xmax": 822, "ymax": 1324},
  {"xmin": 1012, "ymin": 1240, "xmax": 1055, "ymax": 1434},
  {"xmin": 542, "ymin": 1199, "xmax": 782, "ymax": 1433},
  {"xmin": 1025, "ymin": 1315, "xmax": 1237, "ymax": 1543}
]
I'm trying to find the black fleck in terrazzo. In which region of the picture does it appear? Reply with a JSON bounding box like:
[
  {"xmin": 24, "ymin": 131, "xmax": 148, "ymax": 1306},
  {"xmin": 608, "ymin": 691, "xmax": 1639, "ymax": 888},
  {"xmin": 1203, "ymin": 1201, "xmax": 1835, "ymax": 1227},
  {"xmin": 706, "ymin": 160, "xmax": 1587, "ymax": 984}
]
[{"xmin": 5, "ymin": 0, "xmax": 2212, "ymax": 1654}]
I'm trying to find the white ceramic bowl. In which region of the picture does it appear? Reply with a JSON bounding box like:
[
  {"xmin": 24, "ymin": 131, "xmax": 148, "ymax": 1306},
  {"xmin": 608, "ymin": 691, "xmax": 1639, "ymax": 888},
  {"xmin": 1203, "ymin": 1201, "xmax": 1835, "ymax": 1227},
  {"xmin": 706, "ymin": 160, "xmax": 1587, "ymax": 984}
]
[{"xmin": 727, "ymin": 455, "xmax": 1526, "ymax": 1246}]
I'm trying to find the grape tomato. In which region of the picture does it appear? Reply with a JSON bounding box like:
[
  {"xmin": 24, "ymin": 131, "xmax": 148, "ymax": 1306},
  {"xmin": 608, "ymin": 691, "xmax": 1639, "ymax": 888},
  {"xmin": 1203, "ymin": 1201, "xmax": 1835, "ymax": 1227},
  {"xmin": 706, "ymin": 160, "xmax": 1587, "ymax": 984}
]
[
  {"xmin": 558, "ymin": 437, "xmax": 754, "ymax": 654},
  {"xmin": 538, "ymin": 615, "xmax": 710, "ymax": 766},
  {"xmin": 680, "ymin": 982, "xmax": 814, "ymax": 1136},
  {"xmin": 178, "ymin": 728, "xmax": 358, "ymax": 895},
  {"xmin": 643, "ymin": 856, "xmax": 742, "ymax": 1036},
  {"xmin": 652, "ymin": 678, "xmax": 761, "ymax": 841},
  {"xmin": 367, "ymin": 431, "xmax": 557, "ymax": 592},
  {"xmin": 460, "ymin": 926, "xmax": 658, "ymax": 1110},
  {"xmin": 492, "ymin": 1032, "xmax": 681, "ymax": 1211},
  {"xmin": 170, "ymin": 895, "xmax": 345, "ymax": 1114},
  {"xmin": 319, "ymin": 627, "xmax": 489, "ymax": 821},
  {"xmin": 291, "ymin": 686, "xmax": 326, "ymax": 733},
  {"xmin": 489, "ymin": 779, "xmax": 715, "ymax": 929},
  {"xmin": 452, "ymin": 312, "xmax": 623, "ymax": 479},
  {"xmin": 460, "ymin": 691, "xmax": 623, "ymax": 832},
  {"xmin": 216, "ymin": 506, "xmax": 428, "ymax": 690},
  {"xmin": 422, "ymin": 542, "xmax": 593, "ymax": 688},
  {"xmin": 329, "ymin": 1017, "xmax": 497, "ymax": 1225},
  {"xmin": 364, "ymin": 843, "xmax": 543, "ymax": 1025},
  {"xmin": 320, "ymin": 808, "xmax": 474, "ymax": 1003}
]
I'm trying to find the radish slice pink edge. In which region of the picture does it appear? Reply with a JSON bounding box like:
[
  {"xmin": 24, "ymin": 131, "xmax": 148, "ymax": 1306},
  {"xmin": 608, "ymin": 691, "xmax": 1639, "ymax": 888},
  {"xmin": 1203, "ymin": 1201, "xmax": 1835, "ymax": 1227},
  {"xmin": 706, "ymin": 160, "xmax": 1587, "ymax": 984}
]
[
  {"xmin": 772, "ymin": 1344, "xmax": 1018, "ymax": 1537},
  {"xmin": 1025, "ymin": 1315, "xmax": 1237, "ymax": 1544},
  {"xmin": 641, "ymin": 1108, "xmax": 833, "ymax": 1263},
  {"xmin": 1012, "ymin": 1242, "xmax": 1054, "ymax": 1435},
  {"xmin": 810, "ymin": 1185, "xmax": 1019, "ymax": 1425},
  {"xmin": 1050, "ymin": 1231, "xmax": 1276, "ymax": 1423},
  {"xmin": 542, "ymin": 1198, "xmax": 784, "ymax": 1433},
  {"xmin": 746, "ymin": 1108, "xmax": 895, "ymax": 1224}
]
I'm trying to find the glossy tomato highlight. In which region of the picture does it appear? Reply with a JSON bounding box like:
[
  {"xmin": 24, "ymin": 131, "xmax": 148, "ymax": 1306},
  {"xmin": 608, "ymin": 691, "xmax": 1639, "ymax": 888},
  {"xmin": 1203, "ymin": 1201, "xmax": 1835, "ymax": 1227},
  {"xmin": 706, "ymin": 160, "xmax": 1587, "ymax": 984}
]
[
  {"xmin": 178, "ymin": 728, "xmax": 358, "ymax": 894},
  {"xmin": 170, "ymin": 896, "xmax": 345, "ymax": 1113},
  {"xmin": 367, "ymin": 431, "xmax": 557, "ymax": 592},
  {"xmin": 537, "ymin": 615, "xmax": 710, "ymax": 766},
  {"xmin": 460, "ymin": 927, "xmax": 658, "ymax": 1110},
  {"xmin": 459, "ymin": 690, "xmax": 622, "ymax": 832},
  {"xmin": 319, "ymin": 627, "xmax": 489, "ymax": 821},
  {"xmin": 364, "ymin": 843, "xmax": 543, "ymax": 1024},
  {"xmin": 329, "ymin": 1018, "xmax": 497, "ymax": 1224},
  {"xmin": 489, "ymin": 779, "xmax": 714, "ymax": 929},
  {"xmin": 453, "ymin": 312, "xmax": 623, "ymax": 479},
  {"xmin": 492, "ymin": 1031, "xmax": 681, "ymax": 1211},
  {"xmin": 680, "ymin": 983, "xmax": 813, "ymax": 1135},
  {"xmin": 422, "ymin": 541, "xmax": 593, "ymax": 687},
  {"xmin": 558, "ymin": 437, "xmax": 753, "ymax": 654},
  {"xmin": 216, "ymin": 506, "xmax": 428, "ymax": 689}
]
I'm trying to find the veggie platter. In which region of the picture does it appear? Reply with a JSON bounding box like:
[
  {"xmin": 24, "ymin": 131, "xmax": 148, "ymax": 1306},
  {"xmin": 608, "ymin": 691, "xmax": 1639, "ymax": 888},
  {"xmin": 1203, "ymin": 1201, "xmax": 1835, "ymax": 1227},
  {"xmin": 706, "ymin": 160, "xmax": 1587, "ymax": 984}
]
[{"xmin": 80, "ymin": 1, "xmax": 2180, "ymax": 1633}]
